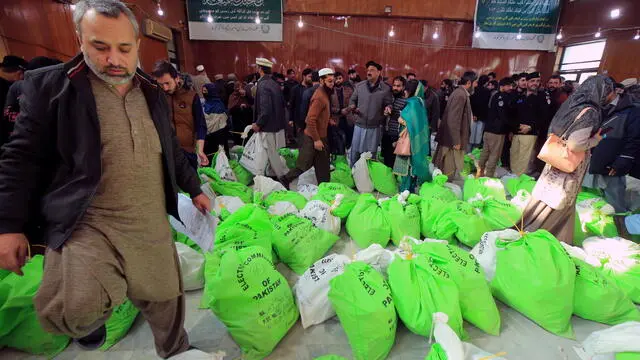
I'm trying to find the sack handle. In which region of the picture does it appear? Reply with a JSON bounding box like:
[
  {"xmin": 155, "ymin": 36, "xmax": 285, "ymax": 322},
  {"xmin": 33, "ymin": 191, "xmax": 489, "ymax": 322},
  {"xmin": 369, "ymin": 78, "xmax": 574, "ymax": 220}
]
[{"xmin": 560, "ymin": 106, "xmax": 593, "ymax": 140}]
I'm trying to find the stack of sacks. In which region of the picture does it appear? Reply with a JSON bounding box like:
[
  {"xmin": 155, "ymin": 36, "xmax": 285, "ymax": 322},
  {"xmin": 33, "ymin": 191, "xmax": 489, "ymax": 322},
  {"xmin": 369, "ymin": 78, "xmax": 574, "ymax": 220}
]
[
  {"xmin": 471, "ymin": 229, "xmax": 576, "ymax": 338},
  {"xmin": 462, "ymin": 177, "xmax": 507, "ymax": 201},
  {"xmin": 504, "ymin": 174, "xmax": 536, "ymax": 197},
  {"xmin": 312, "ymin": 183, "xmax": 359, "ymax": 220},
  {"xmin": 367, "ymin": 159, "xmax": 398, "ymax": 196},
  {"xmin": 380, "ymin": 191, "xmax": 421, "ymax": 246},
  {"xmin": 199, "ymin": 168, "xmax": 253, "ymax": 203},
  {"xmin": 574, "ymin": 196, "xmax": 619, "ymax": 246},
  {"xmin": 419, "ymin": 172, "xmax": 459, "ymax": 239},
  {"xmin": 346, "ymin": 193, "xmax": 391, "ymax": 248},
  {"xmin": 330, "ymin": 155, "xmax": 355, "ymax": 188}
]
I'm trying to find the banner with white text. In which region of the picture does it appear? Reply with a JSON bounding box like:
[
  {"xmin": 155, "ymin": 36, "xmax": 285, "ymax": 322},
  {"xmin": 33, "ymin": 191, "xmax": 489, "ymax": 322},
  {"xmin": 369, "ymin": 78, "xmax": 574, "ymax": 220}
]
[
  {"xmin": 186, "ymin": 0, "xmax": 283, "ymax": 42},
  {"xmin": 473, "ymin": 0, "xmax": 561, "ymax": 51}
]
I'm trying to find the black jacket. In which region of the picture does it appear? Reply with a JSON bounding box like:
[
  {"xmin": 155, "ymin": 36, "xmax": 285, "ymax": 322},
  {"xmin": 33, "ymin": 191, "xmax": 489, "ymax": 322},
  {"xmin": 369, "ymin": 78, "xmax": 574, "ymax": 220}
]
[
  {"xmin": 0, "ymin": 54, "xmax": 202, "ymax": 249},
  {"xmin": 485, "ymin": 91, "xmax": 513, "ymax": 134},
  {"xmin": 511, "ymin": 91, "xmax": 550, "ymax": 136},
  {"xmin": 590, "ymin": 94, "xmax": 640, "ymax": 176},
  {"xmin": 289, "ymin": 83, "xmax": 309, "ymax": 130},
  {"xmin": 253, "ymin": 74, "xmax": 286, "ymax": 132},
  {"xmin": 470, "ymin": 87, "xmax": 492, "ymax": 121}
]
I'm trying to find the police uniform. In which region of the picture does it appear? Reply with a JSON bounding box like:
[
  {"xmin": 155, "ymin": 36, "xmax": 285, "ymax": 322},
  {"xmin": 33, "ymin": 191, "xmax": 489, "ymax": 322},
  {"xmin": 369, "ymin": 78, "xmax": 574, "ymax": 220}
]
[{"xmin": 478, "ymin": 91, "xmax": 512, "ymax": 177}]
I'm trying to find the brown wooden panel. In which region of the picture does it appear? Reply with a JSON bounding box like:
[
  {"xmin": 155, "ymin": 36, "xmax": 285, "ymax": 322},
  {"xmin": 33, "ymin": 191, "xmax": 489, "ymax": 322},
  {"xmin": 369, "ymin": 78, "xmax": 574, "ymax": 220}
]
[
  {"xmin": 193, "ymin": 15, "xmax": 553, "ymax": 85},
  {"xmin": 285, "ymin": 0, "xmax": 476, "ymax": 20},
  {"xmin": 600, "ymin": 35, "xmax": 640, "ymax": 82}
]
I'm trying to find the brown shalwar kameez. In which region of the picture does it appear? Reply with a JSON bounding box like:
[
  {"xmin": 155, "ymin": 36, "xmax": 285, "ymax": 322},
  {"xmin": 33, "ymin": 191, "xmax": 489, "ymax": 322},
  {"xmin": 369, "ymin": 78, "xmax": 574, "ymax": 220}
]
[{"xmin": 34, "ymin": 74, "xmax": 188, "ymax": 358}]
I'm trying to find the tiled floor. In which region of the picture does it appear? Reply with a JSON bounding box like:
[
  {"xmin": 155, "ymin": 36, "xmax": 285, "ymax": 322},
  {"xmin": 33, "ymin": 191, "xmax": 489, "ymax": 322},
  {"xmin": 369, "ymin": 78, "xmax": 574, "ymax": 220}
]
[{"xmin": 2, "ymin": 175, "xmax": 639, "ymax": 360}]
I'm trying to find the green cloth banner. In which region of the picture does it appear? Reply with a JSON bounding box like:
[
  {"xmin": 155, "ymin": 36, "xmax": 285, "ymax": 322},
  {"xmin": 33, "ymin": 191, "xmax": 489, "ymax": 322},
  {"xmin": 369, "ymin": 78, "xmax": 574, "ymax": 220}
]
[
  {"xmin": 473, "ymin": 0, "xmax": 561, "ymax": 51},
  {"xmin": 186, "ymin": 0, "xmax": 283, "ymax": 42}
]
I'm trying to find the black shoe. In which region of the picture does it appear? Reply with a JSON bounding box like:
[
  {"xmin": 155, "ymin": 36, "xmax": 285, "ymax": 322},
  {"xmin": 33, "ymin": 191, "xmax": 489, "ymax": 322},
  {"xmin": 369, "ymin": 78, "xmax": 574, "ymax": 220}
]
[
  {"xmin": 278, "ymin": 176, "xmax": 291, "ymax": 190},
  {"xmin": 75, "ymin": 325, "xmax": 106, "ymax": 350}
]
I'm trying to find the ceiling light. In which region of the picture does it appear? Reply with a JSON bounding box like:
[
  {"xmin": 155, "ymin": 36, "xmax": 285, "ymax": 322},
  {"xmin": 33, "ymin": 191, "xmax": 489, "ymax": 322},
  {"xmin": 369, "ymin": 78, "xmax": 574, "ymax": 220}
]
[
  {"xmin": 556, "ymin": 27, "xmax": 563, "ymax": 40},
  {"xmin": 634, "ymin": 30, "xmax": 640, "ymax": 40},
  {"xmin": 297, "ymin": 16, "xmax": 304, "ymax": 28},
  {"xmin": 474, "ymin": 27, "xmax": 481, "ymax": 38},
  {"xmin": 610, "ymin": 8, "xmax": 620, "ymax": 19},
  {"xmin": 432, "ymin": 28, "xmax": 439, "ymax": 39},
  {"xmin": 255, "ymin": 12, "xmax": 261, "ymax": 24},
  {"xmin": 207, "ymin": 11, "xmax": 213, "ymax": 23},
  {"xmin": 156, "ymin": 2, "xmax": 164, "ymax": 16},
  {"xmin": 388, "ymin": 25, "xmax": 395, "ymax": 37},
  {"xmin": 516, "ymin": 28, "xmax": 522, "ymax": 40},
  {"xmin": 595, "ymin": 28, "xmax": 601, "ymax": 38}
]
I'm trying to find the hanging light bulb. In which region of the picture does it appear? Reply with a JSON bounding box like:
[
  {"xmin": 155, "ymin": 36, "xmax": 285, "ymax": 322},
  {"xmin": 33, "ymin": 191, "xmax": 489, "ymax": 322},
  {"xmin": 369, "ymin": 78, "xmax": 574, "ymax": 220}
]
[
  {"xmin": 432, "ymin": 28, "xmax": 439, "ymax": 39},
  {"xmin": 610, "ymin": 8, "xmax": 620, "ymax": 19},
  {"xmin": 388, "ymin": 25, "xmax": 395, "ymax": 37},
  {"xmin": 255, "ymin": 12, "xmax": 261, "ymax": 24},
  {"xmin": 634, "ymin": 30, "xmax": 640, "ymax": 40},
  {"xmin": 556, "ymin": 27, "xmax": 563, "ymax": 40},
  {"xmin": 516, "ymin": 28, "xmax": 522, "ymax": 40},
  {"xmin": 344, "ymin": 17, "xmax": 348, "ymax": 28},
  {"xmin": 207, "ymin": 11, "xmax": 213, "ymax": 23},
  {"xmin": 156, "ymin": 2, "xmax": 164, "ymax": 16},
  {"xmin": 297, "ymin": 16, "xmax": 304, "ymax": 28},
  {"xmin": 595, "ymin": 28, "xmax": 601, "ymax": 38},
  {"xmin": 474, "ymin": 26, "xmax": 481, "ymax": 38}
]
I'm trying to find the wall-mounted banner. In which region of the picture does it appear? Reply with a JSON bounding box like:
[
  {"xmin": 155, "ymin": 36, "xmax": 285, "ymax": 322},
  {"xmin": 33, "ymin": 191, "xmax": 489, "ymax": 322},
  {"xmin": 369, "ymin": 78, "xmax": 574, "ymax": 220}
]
[
  {"xmin": 473, "ymin": 0, "xmax": 561, "ymax": 51},
  {"xmin": 186, "ymin": 0, "xmax": 283, "ymax": 42}
]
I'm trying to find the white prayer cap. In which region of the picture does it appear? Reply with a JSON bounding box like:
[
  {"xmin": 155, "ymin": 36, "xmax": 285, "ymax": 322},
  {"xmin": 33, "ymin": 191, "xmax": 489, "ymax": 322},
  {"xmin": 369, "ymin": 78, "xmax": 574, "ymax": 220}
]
[
  {"xmin": 256, "ymin": 57, "xmax": 273, "ymax": 68},
  {"xmin": 196, "ymin": 65, "xmax": 205, "ymax": 72},
  {"xmin": 319, "ymin": 68, "xmax": 334, "ymax": 77}
]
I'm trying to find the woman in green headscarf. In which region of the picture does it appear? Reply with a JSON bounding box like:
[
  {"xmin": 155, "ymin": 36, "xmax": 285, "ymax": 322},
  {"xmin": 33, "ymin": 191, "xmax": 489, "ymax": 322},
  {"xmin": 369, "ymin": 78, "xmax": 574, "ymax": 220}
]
[{"xmin": 393, "ymin": 79, "xmax": 432, "ymax": 192}]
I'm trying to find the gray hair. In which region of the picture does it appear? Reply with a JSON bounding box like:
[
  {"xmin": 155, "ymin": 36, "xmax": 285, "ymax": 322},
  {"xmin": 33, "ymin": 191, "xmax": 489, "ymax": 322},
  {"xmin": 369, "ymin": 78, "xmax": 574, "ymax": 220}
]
[{"xmin": 73, "ymin": 0, "xmax": 139, "ymax": 37}]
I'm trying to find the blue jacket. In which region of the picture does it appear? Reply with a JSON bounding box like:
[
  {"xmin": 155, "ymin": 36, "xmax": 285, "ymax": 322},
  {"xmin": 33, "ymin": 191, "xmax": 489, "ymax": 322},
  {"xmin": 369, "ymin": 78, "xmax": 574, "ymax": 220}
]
[{"xmin": 590, "ymin": 94, "xmax": 640, "ymax": 176}]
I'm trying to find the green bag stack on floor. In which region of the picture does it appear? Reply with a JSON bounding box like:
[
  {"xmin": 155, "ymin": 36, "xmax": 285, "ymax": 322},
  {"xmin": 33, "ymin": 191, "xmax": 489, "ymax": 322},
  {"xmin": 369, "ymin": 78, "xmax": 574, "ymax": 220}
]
[
  {"xmin": 575, "ymin": 198, "xmax": 619, "ymax": 245},
  {"xmin": 99, "ymin": 299, "xmax": 140, "ymax": 351},
  {"xmin": 312, "ymin": 183, "xmax": 359, "ymax": 219},
  {"xmin": 205, "ymin": 246, "xmax": 299, "ymax": 360},
  {"xmin": 279, "ymin": 148, "xmax": 299, "ymax": 169},
  {"xmin": 470, "ymin": 196, "xmax": 522, "ymax": 231},
  {"xmin": 387, "ymin": 251, "xmax": 466, "ymax": 338},
  {"xmin": 472, "ymin": 229, "xmax": 576, "ymax": 338},
  {"xmin": 367, "ymin": 160, "xmax": 398, "ymax": 196},
  {"xmin": 330, "ymin": 155, "xmax": 355, "ymax": 188},
  {"xmin": 430, "ymin": 201, "xmax": 490, "ymax": 246},
  {"xmin": 264, "ymin": 190, "xmax": 308, "ymax": 210},
  {"xmin": 419, "ymin": 175, "xmax": 458, "ymax": 239},
  {"xmin": 329, "ymin": 261, "xmax": 397, "ymax": 360},
  {"xmin": 505, "ymin": 174, "xmax": 537, "ymax": 197},
  {"xmin": 0, "ymin": 255, "xmax": 70, "ymax": 357},
  {"xmin": 380, "ymin": 192, "xmax": 421, "ymax": 246},
  {"xmin": 230, "ymin": 160, "xmax": 254, "ymax": 186},
  {"xmin": 463, "ymin": 177, "xmax": 507, "ymax": 201},
  {"xmin": 271, "ymin": 213, "xmax": 339, "ymax": 274},
  {"xmin": 314, "ymin": 356, "xmax": 349, "ymax": 360},
  {"xmin": 199, "ymin": 168, "xmax": 254, "ymax": 203},
  {"xmin": 414, "ymin": 242, "xmax": 501, "ymax": 336},
  {"xmin": 346, "ymin": 193, "xmax": 391, "ymax": 248}
]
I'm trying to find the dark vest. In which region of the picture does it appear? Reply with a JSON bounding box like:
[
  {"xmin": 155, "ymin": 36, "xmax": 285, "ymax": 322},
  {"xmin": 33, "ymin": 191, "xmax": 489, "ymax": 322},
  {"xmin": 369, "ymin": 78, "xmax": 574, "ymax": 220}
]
[{"xmin": 168, "ymin": 87, "xmax": 196, "ymax": 153}]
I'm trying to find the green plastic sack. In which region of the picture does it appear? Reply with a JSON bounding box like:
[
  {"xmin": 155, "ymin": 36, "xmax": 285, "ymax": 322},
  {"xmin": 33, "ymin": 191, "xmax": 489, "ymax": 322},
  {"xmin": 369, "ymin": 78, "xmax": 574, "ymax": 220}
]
[
  {"xmin": 425, "ymin": 343, "xmax": 448, "ymax": 360},
  {"xmin": 461, "ymin": 154, "xmax": 475, "ymax": 177},
  {"xmin": 414, "ymin": 242, "xmax": 501, "ymax": 336},
  {"xmin": 473, "ymin": 229, "xmax": 576, "ymax": 338},
  {"xmin": 314, "ymin": 356, "xmax": 349, "ymax": 360},
  {"xmin": 387, "ymin": 252, "xmax": 465, "ymax": 338},
  {"xmin": 0, "ymin": 256, "xmax": 70, "ymax": 357},
  {"xmin": 0, "ymin": 269, "xmax": 10, "ymax": 281},
  {"xmin": 346, "ymin": 193, "xmax": 391, "ymax": 248},
  {"xmin": 264, "ymin": 190, "xmax": 308, "ymax": 210},
  {"xmin": 312, "ymin": 182, "xmax": 359, "ymax": 219},
  {"xmin": 576, "ymin": 198, "xmax": 619, "ymax": 241},
  {"xmin": 367, "ymin": 160, "xmax": 398, "ymax": 196},
  {"xmin": 570, "ymin": 257, "xmax": 640, "ymax": 324},
  {"xmin": 205, "ymin": 246, "xmax": 299, "ymax": 360},
  {"xmin": 505, "ymin": 174, "xmax": 536, "ymax": 197},
  {"xmin": 230, "ymin": 160, "xmax": 254, "ymax": 186},
  {"xmin": 463, "ymin": 177, "xmax": 506, "ymax": 201},
  {"xmin": 279, "ymin": 148, "xmax": 299, "ymax": 169},
  {"xmin": 617, "ymin": 353, "xmax": 640, "ymax": 360},
  {"xmin": 419, "ymin": 174, "xmax": 458, "ymax": 202},
  {"xmin": 330, "ymin": 156, "xmax": 355, "ymax": 188},
  {"xmin": 429, "ymin": 201, "xmax": 489, "ymax": 246},
  {"xmin": 99, "ymin": 299, "xmax": 140, "ymax": 351},
  {"xmin": 210, "ymin": 181, "xmax": 253, "ymax": 204},
  {"xmin": 381, "ymin": 193, "xmax": 421, "ymax": 246},
  {"xmin": 329, "ymin": 261, "xmax": 397, "ymax": 360},
  {"xmin": 271, "ymin": 213, "xmax": 339, "ymax": 274}
]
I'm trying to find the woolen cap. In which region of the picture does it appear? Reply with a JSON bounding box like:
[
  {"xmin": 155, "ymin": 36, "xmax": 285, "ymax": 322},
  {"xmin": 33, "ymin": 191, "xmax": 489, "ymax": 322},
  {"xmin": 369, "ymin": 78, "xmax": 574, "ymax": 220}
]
[
  {"xmin": 526, "ymin": 72, "xmax": 541, "ymax": 80},
  {"xmin": 318, "ymin": 68, "xmax": 334, "ymax": 77},
  {"xmin": 256, "ymin": 57, "xmax": 273, "ymax": 68}
]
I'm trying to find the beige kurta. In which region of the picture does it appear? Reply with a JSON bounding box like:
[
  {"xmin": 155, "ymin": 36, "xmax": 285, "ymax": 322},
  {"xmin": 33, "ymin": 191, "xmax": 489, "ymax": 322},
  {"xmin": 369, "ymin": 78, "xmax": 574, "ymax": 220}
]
[{"xmin": 82, "ymin": 74, "xmax": 180, "ymax": 301}]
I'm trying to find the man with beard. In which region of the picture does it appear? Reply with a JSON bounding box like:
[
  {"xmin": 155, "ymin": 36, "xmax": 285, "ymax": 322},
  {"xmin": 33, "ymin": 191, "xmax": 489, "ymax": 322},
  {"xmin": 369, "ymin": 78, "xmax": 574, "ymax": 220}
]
[
  {"xmin": 348, "ymin": 60, "xmax": 393, "ymax": 165},
  {"xmin": 515, "ymin": 72, "xmax": 528, "ymax": 94},
  {"xmin": 280, "ymin": 68, "xmax": 335, "ymax": 187},
  {"xmin": 289, "ymin": 68, "xmax": 313, "ymax": 139},
  {"xmin": 153, "ymin": 60, "xmax": 208, "ymax": 168},
  {"xmin": 434, "ymin": 71, "xmax": 477, "ymax": 180},
  {"xmin": 406, "ymin": 73, "xmax": 417, "ymax": 81},
  {"xmin": 547, "ymin": 74, "xmax": 568, "ymax": 118},
  {"xmin": 510, "ymin": 72, "xmax": 549, "ymax": 176},
  {"xmin": 348, "ymin": 69, "xmax": 361, "ymax": 86},
  {"xmin": 191, "ymin": 64, "xmax": 210, "ymax": 100},
  {"xmin": 329, "ymin": 71, "xmax": 354, "ymax": 155},
  {"xmin": 0, "ymin": 1, "xmax": 210, "ymax": 357},
  {"xmin": 381, "ymin": 76, "xmax": 407, "ymax": 168}
]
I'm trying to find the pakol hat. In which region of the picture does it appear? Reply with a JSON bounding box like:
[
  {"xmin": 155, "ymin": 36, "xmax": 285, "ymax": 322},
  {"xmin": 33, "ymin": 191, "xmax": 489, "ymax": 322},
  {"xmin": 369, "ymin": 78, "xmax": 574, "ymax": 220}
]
[{"xmin": 256, "ymin": 58, "xmax": 273, "ymax": 68}]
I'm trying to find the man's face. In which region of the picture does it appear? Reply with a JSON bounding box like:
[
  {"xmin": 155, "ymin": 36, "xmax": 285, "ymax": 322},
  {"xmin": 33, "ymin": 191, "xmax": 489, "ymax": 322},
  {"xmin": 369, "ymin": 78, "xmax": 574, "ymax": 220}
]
[
  {"xmin": 501, "ymin": 84, "xmax": 513, "ymax": 93},
  {"xmin": 518, "ymin": 77, "xmax": 528, "ymax": 89},
  {"xmin": 321, "ymin": 75, "xmax": 335, "ymax": 90},
  {"xmin": 488, "ymin": 75, "xmax": 495, "ymax": 81},
  {"xmin": 349, "ymin": 72, "xmax": 357, "ymax": 80},
  {"xmin": 392, "ymin": 80, "xmax": 405, "ymax": 96},
  {"xmin": 366, "ymin": 66, "xmax": 380, "ymax": 82},
  {"xmin": 1, "ymin": 69, "xmax": 23, "ymax": 82},
  {"xmin": 528, "ymin": 78, "xmax": 540, "ymax": 92},
  {"xmin": 407, "ymin": 74, "xmax": 416, "ymax": 80},
  {"xmin": 547, "ymin": 78, "xmax": 561, "ymax": 90},
  {"xmin": 156, "ymin": 73, "xmax": 179, "ymax": 94},
  {"xmin": 303, "ymin": 74, "xmax": 313, "ymax": 86},
  {"xmin": 287, "ymin": 72, "xmax": 296, "ymax": 81},
  {"xmin": 486, "ymin": 82, "xmax": 496, "ymax": 91},
  {"xmin": 335, "ymin": 75, "xmax": 344, "ymax": 87},
  {"xmin": 78, "ymin": 9, "xmax": 139, "ymax": 85},
  {"xmin": 440, "ymin": 81, "xmax": 447, "ymax": 90}
]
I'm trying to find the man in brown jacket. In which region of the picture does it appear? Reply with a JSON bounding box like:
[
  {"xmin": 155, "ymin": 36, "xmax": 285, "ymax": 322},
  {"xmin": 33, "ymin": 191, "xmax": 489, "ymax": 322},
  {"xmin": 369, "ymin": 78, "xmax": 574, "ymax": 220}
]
[
  {"xmin": 434, "ymin": 71, "xmax": 478, "ymax": 180},
  {"xmin": 281, "ymin": 68, "xmax": 335, "ymax": 187}
]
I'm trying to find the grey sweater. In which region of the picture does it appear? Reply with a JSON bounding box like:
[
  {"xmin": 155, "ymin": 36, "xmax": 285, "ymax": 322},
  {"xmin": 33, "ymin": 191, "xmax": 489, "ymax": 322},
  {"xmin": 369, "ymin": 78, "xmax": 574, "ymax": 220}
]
[{"xmin": 349, "ymin": 79, "xmax": 393, "ymax": 129}]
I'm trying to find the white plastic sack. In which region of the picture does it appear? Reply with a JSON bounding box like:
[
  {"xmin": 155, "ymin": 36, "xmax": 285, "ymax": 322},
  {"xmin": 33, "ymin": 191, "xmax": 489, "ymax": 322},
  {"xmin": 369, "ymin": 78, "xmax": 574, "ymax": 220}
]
[
  {"xmin": 353, "ymin": 243, "xmax": 394, "ymax": 276},
  {"xmin": 444, "ymin": 182, "xmax": 463, "ymax": 200},
  {"xmin": 240, "ymin": 133, "xmax": 269, "ymax": 175},
  {"xmin": 170, "ymin": 349, "xmax": 226, "ymax": 360},
  {"xmin": 214, "ymin": 145, "xmax": 236, "ymax": 182},
  {"xmin": 580, "ymin": 322, "xmax": 640, "ymax": 356},
  {"xmin": 229, "ymin": 145, "xmax": 244, "ymax": 162},
  {"xmin": 253, "ymin": 175, "xmax": 286, "ymax": 197},
  {"xmin": 294, "ymin": 254, "xmax": 351, "ymax": 328},
  {"xmin": 510, "ymin": 189, "xmax": 532, "ymax": 211},
  {"xmin": 170, "ymin": 194, "xmax": 216, "ymax": 252},
  {"xmin": 298, "ymin": 167, "xmax": 318, "ymax": 186},
  {"xmin": 200, "ymin": 183, "xmax": 216, "ymax": 202},
  {"xmin": 299, "ymin": 195, "xmax": 343, "ymax": 235},
  {"xmin": 175, "ymin": 242, "xmax": 205, "ymax": 291},
  {"xmin": 352, "ymin": 152, "xmax": 374, "ymax": 193},
  {"xmin": 297, "ymin": 184, "xmax": 319, "ymax": 200},
  {"xmin": 429, "ymin": 312, "xmax": 506, "ymax": 360},
  {"xmin": 213, "ymin": 196, "xmax": 245, "ymax": 216},
  {"xmin": 471, "ymin": 229, "xmax": 521, "ymax": 281},
  {"xmin": 576, "ymin": 198, "xmax": 616, "ymax": 228},
  {"xmin": 268, "ymin": 201, "xmax": 299, "ymax": 216}
]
